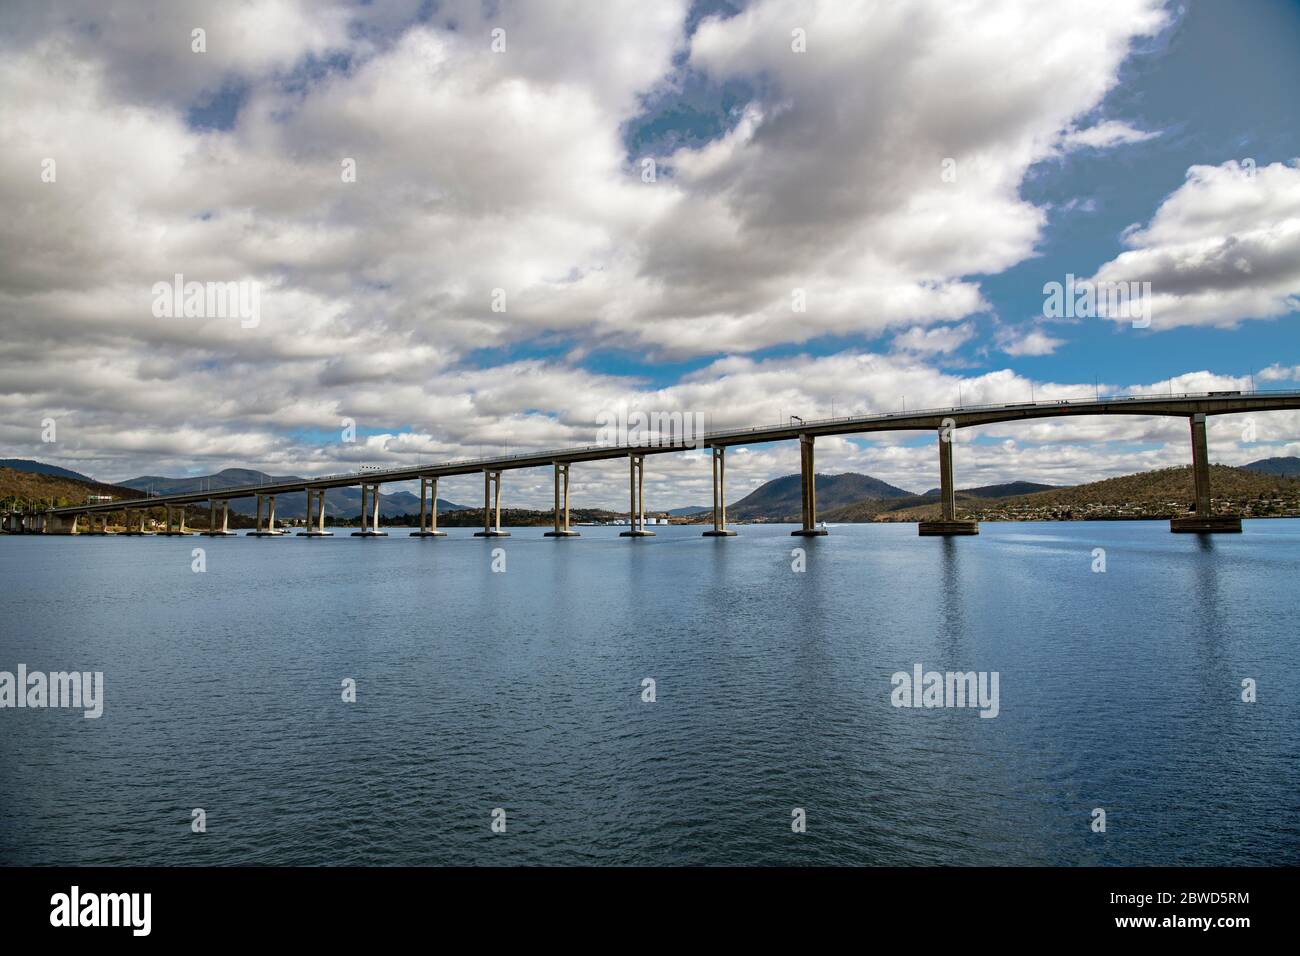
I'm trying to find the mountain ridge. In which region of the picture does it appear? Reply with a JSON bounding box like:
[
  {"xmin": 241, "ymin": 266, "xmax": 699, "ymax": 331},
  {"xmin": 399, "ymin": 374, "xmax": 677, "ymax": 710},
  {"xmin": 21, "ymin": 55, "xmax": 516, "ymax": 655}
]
[
  {"xmin": 727, "ymin": 472, "xmax": 915, "ymax": 522},
  {"xmin": 118, "ymin": 468, "xmax": 468, "ymax": 518}
]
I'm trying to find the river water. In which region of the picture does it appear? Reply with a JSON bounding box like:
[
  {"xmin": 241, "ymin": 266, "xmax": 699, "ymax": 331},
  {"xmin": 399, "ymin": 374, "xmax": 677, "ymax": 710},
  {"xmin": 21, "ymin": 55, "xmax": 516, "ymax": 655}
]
[{"xmin": 1, "ymin": 520, "xmax": 1297, "ymax": 865}]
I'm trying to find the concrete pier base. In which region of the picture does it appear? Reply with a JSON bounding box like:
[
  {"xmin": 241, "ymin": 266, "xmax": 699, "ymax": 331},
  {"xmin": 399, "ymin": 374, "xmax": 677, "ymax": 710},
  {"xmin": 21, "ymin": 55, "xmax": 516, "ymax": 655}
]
[
  {"xmin": 1171, "ymin": 515, "xmax": 1241, "ymax": 533},
  {"xmin": 622, "ymin": 455, "xmax": 654, "ymax": 538},
  {"xmin": 413, "ymin": 477, "xmax": 448, "ymax": 538},
  {"xmin": 1169, "ymin": 416, "xmax": 1241, "ymax": 533},
  {"xmin": 918, "ymin": 519, "xmax": 979, "ymax": 536},
  {"xmin": 248, "ymin": 530, "xmax": 287, "ymax": 537},
  {"xmin": 121, "ymin": 531, "xmax": 154, "ymax": 536},
  {"xmin": 350, "ymin": 483, "xmax": 387, "ymax": 537},
  {"xmin": 478, "ymin": 470, "xmax": 508, "ymax": 538},
  {"xmin": 918, "ymin": 425, "xmax": 978, "ymax": 537},
  {"xmin": 157, "ymin": 531, "xmax": 194, "ymax": 537},
  {"xmin": 704, "ymin": 446, "xmax": 738, "ymax": 537},
  {"xmin": 201, "ymin": 530, "xmax": 239, "ymax": 537},
  {"xmin": 547, "ymin": 462, "xmax": 579, "ymax": 537},
  {"xmin": 791, "ymin": 434, "xmax": 827, "ymax": 536},
  {"xmin": 297, "ymin": 530, "xmax": 334, "ymax": 537}
]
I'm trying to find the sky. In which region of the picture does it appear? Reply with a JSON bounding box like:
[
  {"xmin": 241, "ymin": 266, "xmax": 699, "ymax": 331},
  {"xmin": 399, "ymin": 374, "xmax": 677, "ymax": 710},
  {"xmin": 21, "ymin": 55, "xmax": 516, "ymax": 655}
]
[{"xmin": 1, "ymin": 0, "xmax": 1298, "ymax": 511}]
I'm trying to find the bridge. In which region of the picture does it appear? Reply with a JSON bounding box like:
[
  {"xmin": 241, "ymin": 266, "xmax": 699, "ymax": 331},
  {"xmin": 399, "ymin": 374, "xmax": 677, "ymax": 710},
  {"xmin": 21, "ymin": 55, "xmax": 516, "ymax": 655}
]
[{"xmin": 4, "ymin": 390, "xmax": 1299, "ymax": 538}]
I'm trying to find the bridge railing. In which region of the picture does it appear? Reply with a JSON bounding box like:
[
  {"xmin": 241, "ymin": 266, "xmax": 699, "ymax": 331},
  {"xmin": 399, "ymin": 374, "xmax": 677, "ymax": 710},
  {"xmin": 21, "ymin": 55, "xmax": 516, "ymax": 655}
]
[{"xmin": 697, "ymin": 388, "xmax": 1275, "ymax": 441}]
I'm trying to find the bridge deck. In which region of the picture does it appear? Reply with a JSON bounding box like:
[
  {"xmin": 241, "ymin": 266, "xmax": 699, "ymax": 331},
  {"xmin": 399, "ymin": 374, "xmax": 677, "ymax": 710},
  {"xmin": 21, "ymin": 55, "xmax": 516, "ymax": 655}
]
[{"xmin": 33, "ymin": 389, "xmax": 1300, "ymax": 516}]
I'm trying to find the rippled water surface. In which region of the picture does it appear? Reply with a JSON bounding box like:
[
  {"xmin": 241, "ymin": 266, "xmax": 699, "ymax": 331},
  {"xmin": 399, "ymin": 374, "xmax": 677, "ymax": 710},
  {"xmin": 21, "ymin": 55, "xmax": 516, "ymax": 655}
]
[{"xmin": 2, "ymin": 521, "xmax": 1298, "ymax": 865}]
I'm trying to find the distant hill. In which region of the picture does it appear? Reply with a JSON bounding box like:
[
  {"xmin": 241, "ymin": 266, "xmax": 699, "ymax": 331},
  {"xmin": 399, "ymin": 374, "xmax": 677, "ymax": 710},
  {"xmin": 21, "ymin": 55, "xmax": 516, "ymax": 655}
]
[
  {"xmin": 921, "ymin": 481, "xmax": 1056, "ymax": 499},
  {"xmin": 119, "ymin": 468, "xmax": 467, "ymax": 518},
  {"xmin": 727, "ymin": 472, "xmax": 915, "ymax": 522},
  {"xmin": 877, "ymin": 464, "xmax": 1300, "ymax": 522},
  {"xmin": 0, "ymin": 459, "xmax": 94, "ymax": 482},
  {"xmin": 667, "ymin": 505, "xmax": 710, "ymax": 516},
  {"xmin": 0, "ymin": 466, "xmax": 138, "ymax": 509},
  {"xmin": 1243, "ymin": 456, "xmax": 1300, "ymax": 478}
]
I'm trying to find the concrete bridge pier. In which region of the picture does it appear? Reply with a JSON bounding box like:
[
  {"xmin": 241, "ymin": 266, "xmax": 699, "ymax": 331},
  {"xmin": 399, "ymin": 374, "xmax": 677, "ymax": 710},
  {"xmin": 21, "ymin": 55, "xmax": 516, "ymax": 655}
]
[
  {"xmin": 703, "ymin": 445, "xmax": 737, "ymax": 537},
  {"xmin": 158, "ymin": 504, "xmax": 192, "ymax": 536},
  {"xmin": 299, "ymin": 488, "xmax": 334, "ymax": 537},
  {"xmin": 1171, "ymin": 413, "xmax": 1242, "ymax": 532},
  {"xmin": 474, "ymin": 470, "xmax": 510, "ymax": 537},
  {"xmin": 620, "ymin": 454, "xmax": 655, "ymax": 537},
  {"xmin": 919, "ymin": 426, "xmax": 979, "ymax": 536},
  {"xmin": 121, "ymin": 509, "xmax": 153, "ymax": 535},
  {"xmin": 41, "ymin": 511, "xmax": 80, "ymax": 534},
  {"xmin": 411, "ymin": 477, "xmax": 447, "ymax": 537},
  {"xmin": 544, "ymin": 462, "xmax": 579, "ymax": 537},
  {"xmin": 792, "ymin": 433, "xmax": 828, "ymax": 536},
  {"xmin": 84, "ymin": 513, "xmax": 110, "ymax": 535},
  {"xmin": 204, "ymin": 499, "xmax": 238, "ymax": 536},
  {"xmin": 249, "ymin": 494, "xmax": 285, "ymax": 536},
  {"xmin": 351, "ymin": 483, "xmax": 388, "ymax": 537}
]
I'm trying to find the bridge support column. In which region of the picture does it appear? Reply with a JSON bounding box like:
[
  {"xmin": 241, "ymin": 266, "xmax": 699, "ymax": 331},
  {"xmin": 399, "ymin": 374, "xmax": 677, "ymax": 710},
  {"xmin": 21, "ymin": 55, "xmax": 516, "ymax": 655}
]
[
  {"xmin": 792, "ymin": 433, "xmax": 828, "ymax": 536},
  {"xmin": 159, "ymin": 505, "xmax": 190, "ymax": 535},
  {"xmin": 703, "ymin": 445, "xmax": 737, "ymax": 537},
  {"xmin": 411, "ymin": 477, "xmax": 447, "ymax": 537},
  {"xmin": 919, "ymin": 426, "xmax": 979, "ymax": 536},
  {"xmin": 122, "ymin": 509, "xmax": 149, "ymax": 535},
  {"xmin": 351, "ymin": 483, "xmax": 388, "ymax": 537},
  {"xmin": 1171, "ymin": 413, "xmax": 1241, "ymax": 532},
  {"xmin": 544, "ymin": 462, "xmax": 579, "ymax": 537},
  {"xmin": 475, "ymin": 470, "xmax": 509, "ymax": 537},
  {"xmin": 620, "ymin": 454, "xmax": 655, "ymax": 537},
  {"xmin": 42, "ymin": 512, "xmax": 79, "ymax": 534},
  {"xmin": 203, "ymin": 499, "xmax": 237, "ymax": 536},
  {"xmin": 250, "ymin": 494, "xmax": 285, "ymax": 536},
  {"xmin": 299, "ymin": 489, "xmax": 333, "ymax": 537}
]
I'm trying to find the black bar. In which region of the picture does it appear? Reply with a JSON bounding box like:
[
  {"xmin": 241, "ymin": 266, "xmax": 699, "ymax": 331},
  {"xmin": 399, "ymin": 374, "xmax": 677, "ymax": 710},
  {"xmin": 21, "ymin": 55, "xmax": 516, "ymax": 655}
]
[{"xmin": 0, "ymin": 866, "xmax": 1281, "ymax": 941}]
